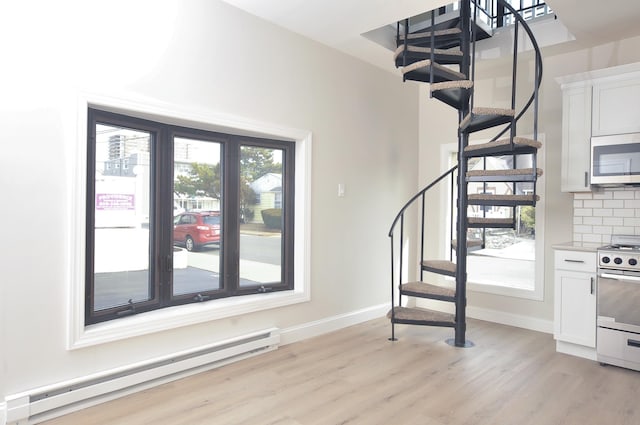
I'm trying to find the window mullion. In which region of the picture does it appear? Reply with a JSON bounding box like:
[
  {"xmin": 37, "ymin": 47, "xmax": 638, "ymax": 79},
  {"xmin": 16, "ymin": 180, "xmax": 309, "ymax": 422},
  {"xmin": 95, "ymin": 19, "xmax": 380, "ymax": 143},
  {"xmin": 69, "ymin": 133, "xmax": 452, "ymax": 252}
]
[
  {"xmin": 223, "ymin": 140, "xmax": 241, "ymax": 293},
  {"xmin": 156, "ymin": 125, "xmax": 173, "ymax": 306}
]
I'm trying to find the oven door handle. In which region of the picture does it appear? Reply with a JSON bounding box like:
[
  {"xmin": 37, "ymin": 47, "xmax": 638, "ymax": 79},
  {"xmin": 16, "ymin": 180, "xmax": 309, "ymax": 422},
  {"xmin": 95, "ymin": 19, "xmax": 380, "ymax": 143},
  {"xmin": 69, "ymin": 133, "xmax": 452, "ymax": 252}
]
[{"xmin": 599, "ymin": 272, "xmax": 640, "ymax": 282}]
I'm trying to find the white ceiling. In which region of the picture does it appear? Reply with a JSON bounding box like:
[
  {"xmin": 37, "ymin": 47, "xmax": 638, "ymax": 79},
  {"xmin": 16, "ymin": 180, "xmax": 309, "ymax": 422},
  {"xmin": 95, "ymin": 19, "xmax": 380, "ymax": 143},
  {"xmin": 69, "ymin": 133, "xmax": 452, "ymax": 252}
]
[{"xmin": 221, "ymin": 0, "xmax": 640, "ymax": 73}]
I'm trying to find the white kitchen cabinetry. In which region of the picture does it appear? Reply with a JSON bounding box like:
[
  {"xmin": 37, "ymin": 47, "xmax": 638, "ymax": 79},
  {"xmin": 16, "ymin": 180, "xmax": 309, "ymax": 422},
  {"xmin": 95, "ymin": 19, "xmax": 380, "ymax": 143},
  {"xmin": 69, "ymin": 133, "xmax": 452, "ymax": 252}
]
[
  {"xmin": 558, "ymin": 63, "xmax": 640, "ymax": 193},
  {"xmin": 560, "ymin": 83, "xmax": 592, "ymax": 192},
  {"xmin": 554, "ymin": 249, "xmax": 597, "ymax": 360},
  {"xmin": 592, "ymin": 74, "xmax": 640, "ymax": 137}
]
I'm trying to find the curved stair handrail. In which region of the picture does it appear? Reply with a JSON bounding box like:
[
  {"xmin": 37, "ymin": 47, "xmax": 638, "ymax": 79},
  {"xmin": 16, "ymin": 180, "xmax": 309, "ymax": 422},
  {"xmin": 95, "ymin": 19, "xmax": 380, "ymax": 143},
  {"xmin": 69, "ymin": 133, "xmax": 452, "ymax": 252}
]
[
  {"xmin": 486, "ymin": 0, "xmax": 544, "ymax": 143},
  {"xmin": 388, "ymin": 165, "xmax": 458, "ymax": 238}
]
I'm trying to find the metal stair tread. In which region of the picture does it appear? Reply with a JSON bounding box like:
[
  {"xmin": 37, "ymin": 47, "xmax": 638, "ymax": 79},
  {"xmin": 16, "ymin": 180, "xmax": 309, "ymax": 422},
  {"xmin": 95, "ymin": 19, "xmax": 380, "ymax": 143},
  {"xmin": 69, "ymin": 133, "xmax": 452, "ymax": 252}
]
[
  {"xmin": 387, "ymin": 306, "xmax": 456, "ymax": 327},
  {"xmin": 451, "ymin": 238, "xmax": 484, "ymax": 250},
  {"xmin": 431, "ymin": 80, "xmax": 474, "ymax": 109},
  {"xmin": 400, "ymin": 281, "xmax": 456, "ymax": 301},
  {"xmin": 468, "ymin": 193, "xmax": 540, "ymax": 206},
  {"xmin": 394, "ymin": 45, "xmax": 464, "ymax": 66},
  {"xmin": 422, "ymin": 259, "xmax": 456, "ymax": 276},
  {"xmin": 459, "ymin": 107, "xmax": 515, "ymax": 133},
  {"xmin": 464, "ymin": 137, "xmax": 542, "ymax": 157},
  {"xmin": 467, "ymin": 217, "xmax": 515, "ymax": 228},
  {"xmin": 402, "ymin": 59, "xmax": 466, "ymax": 82},
  {"xmin": 398, "ymin": 27, "xmax": 462, "ymax": 41}
]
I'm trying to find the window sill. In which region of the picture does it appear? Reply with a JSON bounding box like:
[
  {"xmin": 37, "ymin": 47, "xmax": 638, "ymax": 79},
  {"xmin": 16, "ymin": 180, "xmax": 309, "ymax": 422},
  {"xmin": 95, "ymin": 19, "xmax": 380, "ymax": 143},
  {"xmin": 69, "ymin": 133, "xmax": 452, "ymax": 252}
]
[{"xmin": 70, "ymin": 289, "xmax": 309, "ymax": 350}]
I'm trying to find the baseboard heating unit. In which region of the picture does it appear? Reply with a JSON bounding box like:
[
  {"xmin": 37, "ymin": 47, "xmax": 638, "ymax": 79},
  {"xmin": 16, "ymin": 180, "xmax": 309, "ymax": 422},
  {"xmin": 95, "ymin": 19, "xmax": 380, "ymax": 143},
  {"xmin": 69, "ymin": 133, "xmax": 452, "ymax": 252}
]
[{"xmin": 5, "ymin": 328, "xmax": 280, "ymax": 425}]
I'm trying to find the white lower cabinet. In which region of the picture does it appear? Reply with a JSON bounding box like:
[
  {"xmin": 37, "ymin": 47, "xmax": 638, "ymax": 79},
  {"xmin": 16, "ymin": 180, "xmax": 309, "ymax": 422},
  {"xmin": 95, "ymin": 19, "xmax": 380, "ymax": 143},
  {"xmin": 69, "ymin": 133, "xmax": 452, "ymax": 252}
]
[{"xmin": 553, "ymin": 249, "xmax": 597, "ymax": 359}]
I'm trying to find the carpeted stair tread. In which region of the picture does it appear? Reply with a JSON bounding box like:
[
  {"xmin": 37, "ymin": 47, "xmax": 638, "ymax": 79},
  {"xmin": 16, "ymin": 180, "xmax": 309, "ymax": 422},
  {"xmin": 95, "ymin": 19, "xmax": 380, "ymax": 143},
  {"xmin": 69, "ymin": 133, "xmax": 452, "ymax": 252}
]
[
  {"xmin": 422, "ymin": 259, "xmax": 456, "ymax": 276},
  {"xmin": 431, "ymin": 80, "xmax": 474, "ymax": 91},
  {"xmin": 394, "ymin": 45, "xmax": 463, "ymax": 60},
  {"xmin": 459, "ymin": 107, "xmax": 515, "ymax": 133},
  {"xmin": 387, "ymin": 306, "xmax": 456, "ymax": 326},
  {"xmin": 402, "ymin": 59, "xmax": 466, "ymax": 81},
  {"xmin": 468, "ymin": 194, "xmax": 540, "ymax": 206},
  {"xmin": 468, "ymin": 217, "xmax": 515, "ymax": 228},
  {"xmin": 466, "ymin": 168, "xmax": 543, "ymax": 177},
  {"xmin": 451, "ymin": 238, "xmax": 484, "ymax": 250},
  {"xmin": 398, "ymin": 27, "xmax": 462, "ymax": 41},
  {"xmin": 400, "ymin": 281, "xmax": 456, "ymax": 301},
  {"xmin": 464, "ymin": 137, "xmax": 542, "ymax": 157}
]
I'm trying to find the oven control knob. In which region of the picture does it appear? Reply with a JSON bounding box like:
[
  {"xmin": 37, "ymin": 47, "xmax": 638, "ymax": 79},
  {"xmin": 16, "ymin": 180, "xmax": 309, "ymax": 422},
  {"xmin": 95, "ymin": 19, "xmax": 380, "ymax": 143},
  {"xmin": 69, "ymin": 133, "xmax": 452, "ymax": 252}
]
[
  {"xmin": 602, "ymin": 256, "xmax": 611, "ymax": 264},
  {"xmin": 630, "ymin": 258, "xmax": 638, "ymax": 266},
  {"xmin": 614, "ymin": 257, "xmax": 623, "ymax": 265}
]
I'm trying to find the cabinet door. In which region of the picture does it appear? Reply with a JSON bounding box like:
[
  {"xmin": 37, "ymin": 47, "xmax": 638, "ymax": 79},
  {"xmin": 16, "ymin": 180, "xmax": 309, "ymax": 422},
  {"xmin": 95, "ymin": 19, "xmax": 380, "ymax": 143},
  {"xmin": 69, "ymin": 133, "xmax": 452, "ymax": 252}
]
[
  {"xmin": 554, "ymin": 269, "xmax": 596, "ymax": 347},
  {"xmin": 592, "ymin": 76, "xmax": 640, "ymax": 136},
  {"xmin": 561, "ymin": 85, "xmax": 592, "ymax": 192}
]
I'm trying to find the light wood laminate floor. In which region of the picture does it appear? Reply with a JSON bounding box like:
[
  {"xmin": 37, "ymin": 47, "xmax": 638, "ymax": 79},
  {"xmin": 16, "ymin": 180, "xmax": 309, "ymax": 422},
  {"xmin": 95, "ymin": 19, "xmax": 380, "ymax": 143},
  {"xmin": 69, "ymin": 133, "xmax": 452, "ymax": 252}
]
[{"xmin": 43, "ymin": 318, "xmax": 640, "ymax": 424}]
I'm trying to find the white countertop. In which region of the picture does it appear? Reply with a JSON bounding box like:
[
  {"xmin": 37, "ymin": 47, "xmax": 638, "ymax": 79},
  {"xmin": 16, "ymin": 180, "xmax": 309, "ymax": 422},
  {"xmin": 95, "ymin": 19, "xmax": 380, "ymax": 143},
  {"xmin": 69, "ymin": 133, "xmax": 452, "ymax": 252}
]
[{"xmin": 552, "ymin": 241, "xmax": 600, "ymax": 253}]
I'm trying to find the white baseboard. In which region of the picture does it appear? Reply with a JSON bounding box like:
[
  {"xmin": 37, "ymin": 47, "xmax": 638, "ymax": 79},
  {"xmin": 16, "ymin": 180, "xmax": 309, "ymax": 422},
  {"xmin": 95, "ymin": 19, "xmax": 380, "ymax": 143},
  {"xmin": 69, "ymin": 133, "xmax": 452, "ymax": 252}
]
[
  {"xmin": 415, "ymin": 299, "xmax": 553, "ymax": 334},
  {"xmin": 466, "ymin": 305, "xmax": 554, "ymax": 334},
  {"xmin": 280, "ymin": 303, "xmax": 390, "ymax": 345},
  {"xmin": 556, "ymin": 340, "xmax": 597, "ymax": 361}
]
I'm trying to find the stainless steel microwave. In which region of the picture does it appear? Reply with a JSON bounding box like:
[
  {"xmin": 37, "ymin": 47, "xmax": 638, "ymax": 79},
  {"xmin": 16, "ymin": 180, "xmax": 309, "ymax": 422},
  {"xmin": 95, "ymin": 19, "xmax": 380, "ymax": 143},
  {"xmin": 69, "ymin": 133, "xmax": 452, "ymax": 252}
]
[{"xmin": 591, "ymin": 133, "xmax": 640, "ymax": 186}]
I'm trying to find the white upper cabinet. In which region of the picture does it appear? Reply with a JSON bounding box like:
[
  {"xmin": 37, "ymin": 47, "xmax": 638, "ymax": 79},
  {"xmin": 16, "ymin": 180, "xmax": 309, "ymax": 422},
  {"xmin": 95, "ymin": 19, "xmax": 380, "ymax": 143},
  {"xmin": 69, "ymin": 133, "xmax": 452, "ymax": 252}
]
[
  {"xmin": 561, "ymin": 83, "xmax": 592, "ymax": 192},
  {"xmin": 558, "ymin": 63, "xmax": 640, "ymax": 193},
  {"xmin": 592, "ymin": 73, "xmax": 640, "ymax": 137}
]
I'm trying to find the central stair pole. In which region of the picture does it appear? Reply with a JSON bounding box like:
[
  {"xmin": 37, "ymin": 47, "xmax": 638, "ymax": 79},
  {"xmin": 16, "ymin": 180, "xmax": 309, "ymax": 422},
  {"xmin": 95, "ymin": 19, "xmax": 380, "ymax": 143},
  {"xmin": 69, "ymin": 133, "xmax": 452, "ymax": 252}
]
[{"xmin": 452, "ymin": 0, "xmax": 472, "ymax": 348}]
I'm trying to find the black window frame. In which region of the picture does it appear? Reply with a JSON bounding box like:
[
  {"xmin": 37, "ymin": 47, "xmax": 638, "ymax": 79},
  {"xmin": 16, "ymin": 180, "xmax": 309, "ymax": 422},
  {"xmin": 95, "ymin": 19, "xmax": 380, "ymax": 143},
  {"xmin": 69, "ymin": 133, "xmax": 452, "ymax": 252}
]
[{"xmin": 85, "ymin": 107, "xmax": 295, "ymax": 325}]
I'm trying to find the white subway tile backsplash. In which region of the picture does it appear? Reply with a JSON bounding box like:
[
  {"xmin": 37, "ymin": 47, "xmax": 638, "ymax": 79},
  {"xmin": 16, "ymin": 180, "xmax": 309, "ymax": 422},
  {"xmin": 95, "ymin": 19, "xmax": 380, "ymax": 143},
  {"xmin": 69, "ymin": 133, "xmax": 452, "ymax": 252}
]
[
  {"xmin": 614, "ymin": 191, "xmax": 636, "ymax": 199},
  {"xmin": 574, "ymin": 208, "xmax": 593, "ymax": 217},
  {"xmin": 573, "ymin": 188, "xmax": 640, "ymax": 242},
  {"xmin": 574, "ymin": 225, "xmax": 593, "ymax": 234},
  {"xmin": 593, "ymin": 208, "xmax": 613, "ymax": 217},
  {"xmin": 593, "ymin": 225, "xmax": 613, "ymax": 235},
  {"xmin": 593, "ymin": 191, "xmax": 613, "ymax": 200},
  {"xmin": 574, "ymin": 193, "xmax": 593, "ymax": 200},
  {"xmin": 603, "ymin": 217, "xmax": 624, "ymax": 226},
  {"xmin": 582, "ymin": 233, "xmax": 604, "ymax": 244},
  {"xmin": 583, "ymin": 200, "xmax": 603, "ymax": 208},
  {"xmin": 624, "ymin": 218, "xmax": 640, "ymax": 227},
  {"xmin": 583, "ymin": 216, "xmax": 602, "ymax": 225},
  {"xmin": 603, "ymin": 200, "xmax": 624, "ymax": 209},
  {"xmin": 614, "ymin": 226, "xmax": 635, "ymax": 235},
  {"xmin": 614, "ymin": 209, "xmax": 635, "ymax": 217}
]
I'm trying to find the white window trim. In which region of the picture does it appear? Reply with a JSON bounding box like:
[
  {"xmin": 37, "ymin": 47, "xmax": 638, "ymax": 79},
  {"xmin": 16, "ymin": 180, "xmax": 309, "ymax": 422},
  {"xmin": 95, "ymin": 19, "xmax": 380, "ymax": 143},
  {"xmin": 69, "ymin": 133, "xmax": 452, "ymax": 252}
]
[
  {"xmin": 439, "ymin": 135, "xmax": 545, "ymax": 301},
  {"xmin": 67, "ymin": 92, "xmax": 312, "ymax": 350}
]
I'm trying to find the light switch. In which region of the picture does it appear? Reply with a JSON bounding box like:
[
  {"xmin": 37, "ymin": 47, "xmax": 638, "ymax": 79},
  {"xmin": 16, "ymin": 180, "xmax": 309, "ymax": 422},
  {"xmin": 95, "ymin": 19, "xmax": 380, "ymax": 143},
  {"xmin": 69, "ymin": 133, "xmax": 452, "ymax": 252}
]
[{"xmin": 338, "ymin": 183, "xmax": 345, "ymax": 197}]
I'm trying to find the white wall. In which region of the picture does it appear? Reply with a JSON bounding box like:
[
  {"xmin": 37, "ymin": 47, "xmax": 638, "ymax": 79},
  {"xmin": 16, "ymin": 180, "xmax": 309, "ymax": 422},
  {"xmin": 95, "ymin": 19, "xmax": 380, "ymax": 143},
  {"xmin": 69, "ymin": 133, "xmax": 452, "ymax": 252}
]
[
  {"xmin": 417, "ymin": 32, "xmax": 640, "ymax": 327},
  {"xmin": 0, "ymin": 0, "xmax": 419, "ymax": 401}
]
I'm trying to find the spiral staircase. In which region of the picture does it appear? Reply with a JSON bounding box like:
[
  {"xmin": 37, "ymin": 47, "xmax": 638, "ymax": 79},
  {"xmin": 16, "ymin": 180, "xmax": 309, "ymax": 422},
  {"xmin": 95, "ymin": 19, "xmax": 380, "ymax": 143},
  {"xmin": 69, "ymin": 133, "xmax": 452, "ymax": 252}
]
[{"xmin": 387, "ymin": 0, "xmax": 543, "ymax": 347}]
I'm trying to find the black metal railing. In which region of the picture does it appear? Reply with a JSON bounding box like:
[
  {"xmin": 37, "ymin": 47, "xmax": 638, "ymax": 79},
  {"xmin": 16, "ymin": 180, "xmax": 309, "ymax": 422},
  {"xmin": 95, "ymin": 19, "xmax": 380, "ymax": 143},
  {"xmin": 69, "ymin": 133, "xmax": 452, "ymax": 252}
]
[
  {"xmin": 388, "ymin": 165, "xmax": 458, "ymax": 324},
  {"xmin": 389, "ymin": 0, "xmax": 543, "ymax": 343}
]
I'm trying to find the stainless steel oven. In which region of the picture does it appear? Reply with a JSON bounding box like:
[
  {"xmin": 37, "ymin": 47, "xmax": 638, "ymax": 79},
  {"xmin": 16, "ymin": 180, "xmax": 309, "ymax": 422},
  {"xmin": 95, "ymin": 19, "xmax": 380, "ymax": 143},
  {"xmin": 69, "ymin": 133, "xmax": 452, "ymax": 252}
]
[
  {"xmin": 597, "ymin": 235, "xmax": 640, "ymax": 371},
  {"xmin": 591, "ymin": 133, "xmax": 640, "ymax": 186}
]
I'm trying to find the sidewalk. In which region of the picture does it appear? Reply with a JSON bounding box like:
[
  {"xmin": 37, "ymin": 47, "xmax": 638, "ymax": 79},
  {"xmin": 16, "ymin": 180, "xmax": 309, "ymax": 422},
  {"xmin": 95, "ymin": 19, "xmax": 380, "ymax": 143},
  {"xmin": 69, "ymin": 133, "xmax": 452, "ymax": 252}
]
[{"xmin": 240, "ymin": 223, "xmax": 281, "ymax": 236}]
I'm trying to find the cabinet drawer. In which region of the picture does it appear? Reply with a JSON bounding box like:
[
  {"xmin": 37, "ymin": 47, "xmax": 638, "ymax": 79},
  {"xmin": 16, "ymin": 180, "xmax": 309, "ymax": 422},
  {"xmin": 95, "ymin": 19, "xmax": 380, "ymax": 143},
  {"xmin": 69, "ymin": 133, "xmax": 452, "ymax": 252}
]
[
  {"xmin": 597, "ymin": 327, "xmax": 640, "ymax": 370},
  {"xmin": 554, "ymin": 250, "xmax": 596, "ymax": 272}
]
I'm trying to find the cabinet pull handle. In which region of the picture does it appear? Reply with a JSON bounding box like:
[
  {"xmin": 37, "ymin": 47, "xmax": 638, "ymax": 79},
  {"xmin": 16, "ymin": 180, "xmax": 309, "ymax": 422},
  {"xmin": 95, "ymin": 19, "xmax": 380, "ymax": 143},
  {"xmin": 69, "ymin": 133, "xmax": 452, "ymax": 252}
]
[
  {"xmin": 628, "ymin": 339, "xmax": 640, "ymax": 348},
  {"xmin": 564, "ymin": 259, "xmax": 585, "ymax": 263},
  {"xmin": 590, "ymin": 277, "xmax": 594, "ymax": 294},
  {"xmin": 584, "ymin": 171, "xmax": 589, "ymax": 187}
]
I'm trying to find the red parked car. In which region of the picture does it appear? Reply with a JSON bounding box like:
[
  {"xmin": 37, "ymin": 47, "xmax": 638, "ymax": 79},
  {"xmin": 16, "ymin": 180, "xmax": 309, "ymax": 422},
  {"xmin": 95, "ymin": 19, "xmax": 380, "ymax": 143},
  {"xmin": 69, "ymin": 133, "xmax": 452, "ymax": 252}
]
[{"xmin": 173, "ymin": 211, "xmax": 221, "ymax": 251}]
